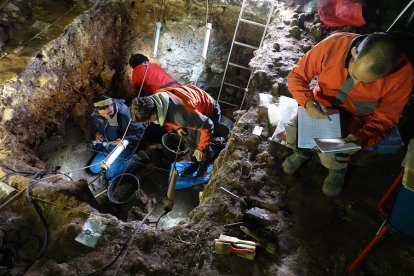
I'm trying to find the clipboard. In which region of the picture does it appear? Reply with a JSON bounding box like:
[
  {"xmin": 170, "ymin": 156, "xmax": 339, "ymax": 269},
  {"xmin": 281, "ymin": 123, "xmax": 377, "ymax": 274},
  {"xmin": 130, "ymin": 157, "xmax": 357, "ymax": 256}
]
[{"xmin": 296, "ymin": 106, "xmax": 342, "ymax": 150}]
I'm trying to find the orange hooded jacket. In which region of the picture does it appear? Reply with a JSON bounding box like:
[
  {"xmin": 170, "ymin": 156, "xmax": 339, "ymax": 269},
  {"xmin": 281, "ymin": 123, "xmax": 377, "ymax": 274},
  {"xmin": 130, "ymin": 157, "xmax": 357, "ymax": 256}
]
[{"xmin": 287, "ymin": 32, "xmax": 414, "ymax": 148}]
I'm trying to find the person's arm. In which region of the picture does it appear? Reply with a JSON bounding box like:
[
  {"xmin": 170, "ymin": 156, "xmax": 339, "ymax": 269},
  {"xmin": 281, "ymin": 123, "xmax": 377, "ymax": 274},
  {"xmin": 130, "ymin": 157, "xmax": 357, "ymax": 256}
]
[
  {"xmin": 287, "ymin": 36, "xmax": 335, "ymax": 106},
  {"xmin": 355, "ymin": 80, "xmax": 413, "ymax": 148},
  {"xmin": 163, "ymin": 122, "xmax": 179, "ymax": 132},
  {"xmin": 168, "ymin": 105, "xmax": 213, "ymax": 151},
  {"xmin": 123, "ymin": 121, "xmax": 145, "ymax": 145},
  {"xmin": 182, "ymin": 111, "xmax": 214, "ymax": 151}
]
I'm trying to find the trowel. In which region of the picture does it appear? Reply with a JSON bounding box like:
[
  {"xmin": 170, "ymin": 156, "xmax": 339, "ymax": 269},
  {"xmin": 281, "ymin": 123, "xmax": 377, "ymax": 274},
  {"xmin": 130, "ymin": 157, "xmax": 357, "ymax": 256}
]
[{"xmin": 220, "ymin": 187, "xmax": 278, "ymax": 226}]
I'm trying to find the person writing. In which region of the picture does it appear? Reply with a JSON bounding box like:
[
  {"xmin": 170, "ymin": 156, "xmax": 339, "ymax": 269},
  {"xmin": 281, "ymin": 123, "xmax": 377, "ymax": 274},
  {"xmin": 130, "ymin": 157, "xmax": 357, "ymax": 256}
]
[
  {"xmin": 130, "ymin": 85, "xmax": 221, "ymax": 177},
  {"xmin": 283, "ymin": 32, "xmax": 414, "ymax": 196},
  {"xmin": 129, "ymin": 53, "xmax": 180, "ymax": 96},
  {"xmin": 89, "ymin": 95, "xmax": 145, "ymax": 180}
]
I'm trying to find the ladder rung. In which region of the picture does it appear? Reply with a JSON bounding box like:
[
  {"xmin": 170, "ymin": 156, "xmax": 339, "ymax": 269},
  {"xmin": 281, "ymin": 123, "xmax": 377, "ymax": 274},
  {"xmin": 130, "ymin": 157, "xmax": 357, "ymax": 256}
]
[
  {"xmin": 223, "ymin": 82, "xmax": 247, "ymax": 90},
  {"xmin": 228, "ymin": 62, "xmax": 250, "ymax": 70},
  {"xmin": 218, "ymin": 100, "xmax": 239, "ymax": 107},
  {"xmin": 233, "ymin": 41, "xmax": 259, "ymax": 50},
  {"xmin": 240, "ymin": 18, "xmax": 266, "ymax": 28}
]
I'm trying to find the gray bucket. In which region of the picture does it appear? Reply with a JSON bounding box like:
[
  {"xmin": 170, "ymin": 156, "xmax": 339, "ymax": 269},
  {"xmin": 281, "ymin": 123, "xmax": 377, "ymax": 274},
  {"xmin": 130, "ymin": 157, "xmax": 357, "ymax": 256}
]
[
  {"xmin": 161, "ymin": 133, "xmax": 189, "ymax": 160},
  {"xmin": 214, "ymin": 116, "xmax": 233, "ymax": 138},
  {"xmin": 107, "ymin": 173, "xmax": 140, "ymax": 205}
]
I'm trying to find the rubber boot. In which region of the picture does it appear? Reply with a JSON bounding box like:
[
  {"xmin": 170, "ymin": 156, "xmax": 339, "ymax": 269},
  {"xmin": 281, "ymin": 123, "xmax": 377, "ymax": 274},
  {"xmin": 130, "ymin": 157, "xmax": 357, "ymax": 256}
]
[
  {"xmin": 282, "ymin": 152, "xmax": 311, "ymax": 175},
  {"xmin": 322, "ymin": 168, "xmax": 347, "ymax": 197},
  {"xmin": 182, "ymin": 157, "xmax": 199, "ymax": 176},
  {"xmin": 196, "ymin": 160, "xmax": 209, "ymax": 177}
]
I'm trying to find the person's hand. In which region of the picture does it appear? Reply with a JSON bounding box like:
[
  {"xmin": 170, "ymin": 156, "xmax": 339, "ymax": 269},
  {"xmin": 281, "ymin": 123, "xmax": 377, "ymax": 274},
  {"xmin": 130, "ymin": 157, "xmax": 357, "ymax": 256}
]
[
  {"xmin": 344, "ymin": 134, "xmax": 361, "ymax": 145},
  {"xmin": 193, "ymin": 149, "xmax": 204, "ymax": 162},
  {"xmin": 95, "ymin": 132, "xmax": 103, "ymax": 143},
  {"xmin": 113, "ymin": 138, "xmax": 122, "ymax": 145},
  {"xmin": 177, "ymin": 128, "xmax": 187, "ymax": 137},
  {"xmin": 305, "ymin": 99, "xmax": 329, "ymax": 119}
]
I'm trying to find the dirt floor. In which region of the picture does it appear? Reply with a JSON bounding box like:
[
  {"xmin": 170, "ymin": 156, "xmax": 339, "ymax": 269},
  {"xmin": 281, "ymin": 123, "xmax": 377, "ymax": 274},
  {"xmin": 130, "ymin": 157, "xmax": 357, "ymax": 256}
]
[{"xmin": 1, "ymin": 0, "xmax": 414, "ymax": 275}]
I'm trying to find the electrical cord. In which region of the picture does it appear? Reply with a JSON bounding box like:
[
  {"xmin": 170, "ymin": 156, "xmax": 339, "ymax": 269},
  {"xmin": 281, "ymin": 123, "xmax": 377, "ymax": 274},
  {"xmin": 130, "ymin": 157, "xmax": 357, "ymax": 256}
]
[
  {"xmin": 155, "ymin": 211, "xmax": 168, "ymax": 228},
  {"xmin": 16, "ymin": 171, "xmax": 49, "ymax": 275},
  {"xmin": 79, "ymin": 206, "xmax": 155, "ymax": 276},
  {"xmin": 0, "ymin": 170, "xmax": 73, "ymax": 211}
]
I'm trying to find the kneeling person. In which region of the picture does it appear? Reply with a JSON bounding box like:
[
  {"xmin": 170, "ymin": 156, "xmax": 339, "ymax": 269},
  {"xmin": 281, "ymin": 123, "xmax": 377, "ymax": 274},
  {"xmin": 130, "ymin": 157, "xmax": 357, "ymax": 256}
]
[
  {"xmin": 89, "ymin": 96, "xmax": 145, "ymax": 179},
  {"xmin": 130, "ymin": 85, "xmax": 221, "ymax": 177}
]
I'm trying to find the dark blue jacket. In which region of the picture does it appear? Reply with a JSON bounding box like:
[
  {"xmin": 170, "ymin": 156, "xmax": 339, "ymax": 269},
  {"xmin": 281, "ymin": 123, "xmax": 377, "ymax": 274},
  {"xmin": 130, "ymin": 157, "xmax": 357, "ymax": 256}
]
[{"xmin": 91, "ymin": 99, "xmax": 144, "ymax": 149}]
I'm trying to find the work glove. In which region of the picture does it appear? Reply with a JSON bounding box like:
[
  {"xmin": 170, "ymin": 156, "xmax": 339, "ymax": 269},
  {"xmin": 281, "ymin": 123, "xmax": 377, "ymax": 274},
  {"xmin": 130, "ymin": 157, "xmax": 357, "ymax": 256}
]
[
  {"xmin": 193, "ymin": 149, "xmax": 204, "ymax": 162},
  {"xmin": 344, "ymin": 134, "xmax": 361, "ymax": 145},
  {"xmin": 343, "ymin": 134, "xmax": 362, "ymax": 154},
  {"xmin": 95, "ymin": 132, "xmax": 104, "ymax": 143},
  {"xmin": 177, "ymin": 128, "xmax": 187, "ymax": 137},
  {"xmin": 305, "ymin": 99, "xmax": 329, "ymax": 120}
]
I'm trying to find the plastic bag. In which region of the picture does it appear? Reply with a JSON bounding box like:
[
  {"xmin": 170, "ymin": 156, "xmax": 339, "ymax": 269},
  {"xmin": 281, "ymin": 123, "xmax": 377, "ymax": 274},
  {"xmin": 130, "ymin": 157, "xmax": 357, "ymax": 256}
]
[
  {"xmin": 270, "ymin": 96, "xmax": 298, "ymax": 145},
  {"xmin": 318, "ymin": 0, "xmax": 366, "ymax": 28}
]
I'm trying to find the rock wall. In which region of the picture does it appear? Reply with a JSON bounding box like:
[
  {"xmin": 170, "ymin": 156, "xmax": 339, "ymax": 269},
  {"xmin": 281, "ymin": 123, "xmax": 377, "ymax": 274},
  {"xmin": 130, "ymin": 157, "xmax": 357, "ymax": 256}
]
[
  {"xmin": 0, "ymin": 0, "xmax": 129, "ymax": 170},
  {"xmin": 0, "ymin": 0, "xmax": 243, "ymax": 170}
]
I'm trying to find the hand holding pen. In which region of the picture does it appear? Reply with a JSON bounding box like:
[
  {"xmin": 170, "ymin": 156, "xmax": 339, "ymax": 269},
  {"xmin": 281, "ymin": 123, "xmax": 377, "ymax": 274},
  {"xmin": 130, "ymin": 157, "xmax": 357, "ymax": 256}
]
[
  {"xmin": 313, "ymin": 101, "xmax": 332, "ymax": 121},
  {"xmin": 305, "ymin": 100, "xmax": 332, "ymax": 121}
]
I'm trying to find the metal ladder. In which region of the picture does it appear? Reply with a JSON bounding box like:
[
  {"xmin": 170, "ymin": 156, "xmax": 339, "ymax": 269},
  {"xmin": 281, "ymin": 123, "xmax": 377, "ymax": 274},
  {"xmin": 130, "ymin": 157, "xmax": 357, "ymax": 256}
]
[{"xmin": 217, "ymin": 0, "xmax": 276, "ymax": 108}]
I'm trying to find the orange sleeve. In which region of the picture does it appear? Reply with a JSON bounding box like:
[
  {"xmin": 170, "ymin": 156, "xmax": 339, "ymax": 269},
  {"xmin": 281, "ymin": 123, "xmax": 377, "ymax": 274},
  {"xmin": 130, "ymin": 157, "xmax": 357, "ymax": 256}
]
[
  {"xmin": 287, "ymin": 37, "xmax": 335, "ymax": 106},
  {"xmin": 356, "ymin": 68, "xmax": 414, "ymax": 147},
  {"xmin": 187, "ymin": 127, "xmax": 211, "ymax": 151},
  {"xmin": 163, "ymin": 122, "xmax": 180, "ymax": 132}
]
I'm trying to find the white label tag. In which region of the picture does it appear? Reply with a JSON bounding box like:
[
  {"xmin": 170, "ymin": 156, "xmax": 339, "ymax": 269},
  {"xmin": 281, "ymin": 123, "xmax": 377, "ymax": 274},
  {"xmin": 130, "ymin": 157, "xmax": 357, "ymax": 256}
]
[{"xmin": 252, "ymin": 126, "xmax": 263, "ymax": 136}]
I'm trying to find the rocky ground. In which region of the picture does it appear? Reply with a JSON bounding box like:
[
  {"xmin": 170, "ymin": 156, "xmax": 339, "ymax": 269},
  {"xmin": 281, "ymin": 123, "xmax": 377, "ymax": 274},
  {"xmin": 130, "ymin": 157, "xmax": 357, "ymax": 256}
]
[{"xmin": 0, "ymin": 0, "xmax": 414, "ymax": 275}]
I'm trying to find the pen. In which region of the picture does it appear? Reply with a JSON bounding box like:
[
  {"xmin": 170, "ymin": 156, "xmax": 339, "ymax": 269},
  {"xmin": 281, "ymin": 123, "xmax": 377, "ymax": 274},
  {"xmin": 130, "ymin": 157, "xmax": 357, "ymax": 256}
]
[{"xmin": 313, "ymin": 101, "xmax": 332, "ymax": 121}]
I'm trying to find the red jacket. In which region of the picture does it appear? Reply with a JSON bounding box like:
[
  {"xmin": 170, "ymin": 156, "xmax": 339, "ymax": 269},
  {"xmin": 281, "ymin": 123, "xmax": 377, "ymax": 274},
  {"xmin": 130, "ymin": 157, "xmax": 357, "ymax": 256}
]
[
  {"xmin": 288, "ymin": 32, "xmax": 414, "ymax": 147},
  {"xmin": 131, "ymin": 63, "xmax": 179, "ymax": 96}
]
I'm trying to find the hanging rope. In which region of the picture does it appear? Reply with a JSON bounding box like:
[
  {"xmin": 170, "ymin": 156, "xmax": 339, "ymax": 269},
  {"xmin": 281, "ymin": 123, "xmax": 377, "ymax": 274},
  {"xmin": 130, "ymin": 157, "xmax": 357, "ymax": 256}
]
[
  {"xmin": 206, "ymin": 0, "xmax": 209, "ymax": 25},
  {"xmin": 20, "ymin": 6, "xmax": 76, "ymax": 46},
  {"xmin": 0, "ymin": 0, "xmax": 10, "ymax": 10}
]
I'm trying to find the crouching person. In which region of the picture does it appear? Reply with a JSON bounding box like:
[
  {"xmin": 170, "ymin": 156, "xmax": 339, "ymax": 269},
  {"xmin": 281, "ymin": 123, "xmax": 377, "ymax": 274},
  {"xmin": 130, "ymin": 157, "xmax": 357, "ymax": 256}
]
[
  {"xmin": 89, "ymin": 95, "xmax": 145, "ymax": 180},
  {"xmin": 130, "ymin": 85, "xmax": 221, "ymax": 177}
]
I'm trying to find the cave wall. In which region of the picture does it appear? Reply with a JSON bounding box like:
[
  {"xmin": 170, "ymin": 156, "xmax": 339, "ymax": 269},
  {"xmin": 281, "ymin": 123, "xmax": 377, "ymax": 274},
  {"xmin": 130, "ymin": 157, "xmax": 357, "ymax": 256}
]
[
  {"xmin": 0, "ymin": 0, "xmax": 244, "ymax": 171},
  {"xmin": 0, "ymin": 0, "xmax": 129, "ymax": 171}
]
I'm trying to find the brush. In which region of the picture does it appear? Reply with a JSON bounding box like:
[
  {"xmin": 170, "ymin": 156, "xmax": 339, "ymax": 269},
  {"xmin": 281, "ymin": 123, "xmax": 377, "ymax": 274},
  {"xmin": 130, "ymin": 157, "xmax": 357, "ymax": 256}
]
[
  {"xmin": 218, "ymin": 234, "xmax": 257, "ymax": 247},
  {"xmin": 214, "ymin": 240, "xmax": 255, "ymax": 256}
]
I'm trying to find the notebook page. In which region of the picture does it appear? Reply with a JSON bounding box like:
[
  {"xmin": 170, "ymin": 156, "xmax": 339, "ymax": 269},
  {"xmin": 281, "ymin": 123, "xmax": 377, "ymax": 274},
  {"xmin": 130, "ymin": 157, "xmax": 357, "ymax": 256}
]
[{"xmin": 297, "ymin": 106, "xmax": 341, "ymax": 149}]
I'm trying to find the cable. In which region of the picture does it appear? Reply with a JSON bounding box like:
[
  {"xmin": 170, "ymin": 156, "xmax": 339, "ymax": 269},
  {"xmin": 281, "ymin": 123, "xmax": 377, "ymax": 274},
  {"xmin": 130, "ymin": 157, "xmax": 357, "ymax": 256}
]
[
  {"xmin": 155, "ymin": 210, "xmax": 168, "ymax": 228},
  {"xmin": 0, "ymin": 171, "xmax": 74, "ymax": 211},
  {"xmin": 0, "ymin": 0, "xmax": 10, "ymax": 10},
  {"xmin": 7, "ymin": 171, "xmax": 49, "ymax": 275},
  {"xmin": 79, "ymin": 206, "xmax": 155, "ymax": 276},
  {"xmin": 19, "ymin": 6, "xmax": 76, "ymax": 46}
]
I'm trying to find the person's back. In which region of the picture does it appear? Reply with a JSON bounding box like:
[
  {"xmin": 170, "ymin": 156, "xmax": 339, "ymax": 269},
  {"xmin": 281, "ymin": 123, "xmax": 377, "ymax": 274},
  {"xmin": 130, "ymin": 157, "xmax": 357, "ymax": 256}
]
[
  {"xmin": 129, "ymin": 54, "xmax": 179, "ymax": 96},
  {"xmin": 161, "ymin": 84, "xmax": 216, "ymax": 115}
]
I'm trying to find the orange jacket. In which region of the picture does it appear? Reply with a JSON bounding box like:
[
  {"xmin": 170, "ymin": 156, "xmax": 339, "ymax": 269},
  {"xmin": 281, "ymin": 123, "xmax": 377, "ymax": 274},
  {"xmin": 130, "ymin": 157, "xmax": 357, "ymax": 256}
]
[
  {"xmin": 131, "ymin": 63, "xmax": 179, "ymax": 96},
  {"xmin": 157, "ymin": 85, "xmax": 217, "ymax": 151},
  {"xmin": 287, "ymin": 32, "xmax": 414, "ymax": 147}
]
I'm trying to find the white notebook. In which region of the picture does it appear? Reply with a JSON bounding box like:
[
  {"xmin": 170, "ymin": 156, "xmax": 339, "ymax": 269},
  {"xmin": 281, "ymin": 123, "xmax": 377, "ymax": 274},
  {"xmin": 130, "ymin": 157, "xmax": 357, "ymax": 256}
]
[
  {"xmin": 297, "ymin": 106, "xmax": 341, "ymax": 149},
  {"xmin": 314, "ymin": 138, "xmax": 361, "ymax": 153}
]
